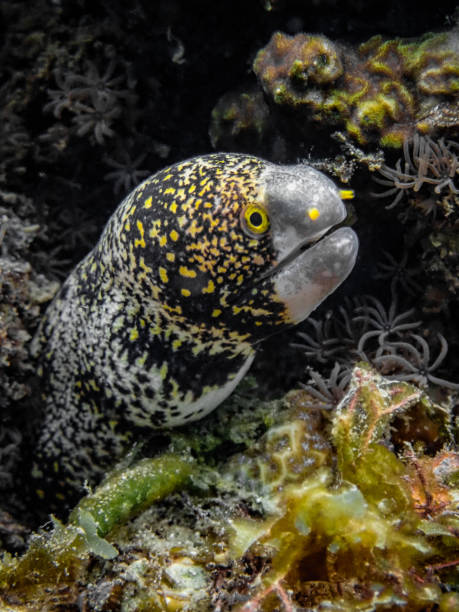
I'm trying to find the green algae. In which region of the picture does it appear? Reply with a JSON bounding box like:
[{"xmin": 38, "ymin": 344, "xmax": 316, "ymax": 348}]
[
  {"xmin": 70, "ymin": 453, "xmax": 195, "ymax": 538},
  {"xmin": 332, "ymin": 364, "xmax": 423, "ymax": 513},
  {"xmin": 0, "ymin": 453, "xmax": 195, "ymax": 606},
  {"xmin": 228, "ymin": 367, "xmax": 458, "ymax": 609}
]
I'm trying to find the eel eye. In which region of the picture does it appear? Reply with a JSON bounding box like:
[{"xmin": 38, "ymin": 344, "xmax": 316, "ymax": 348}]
[{"xmin": 242, "ymin": 204, "xmax": 270, "ymax": 236}]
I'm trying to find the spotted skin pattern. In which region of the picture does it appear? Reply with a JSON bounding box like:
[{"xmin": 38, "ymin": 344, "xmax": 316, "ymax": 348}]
[{"xmin": 31, "ymin": 153, "xmax": 358, "ymax": 506}]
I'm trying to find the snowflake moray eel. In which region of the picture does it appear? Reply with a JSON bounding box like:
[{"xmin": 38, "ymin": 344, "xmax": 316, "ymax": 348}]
[{"xmin": 31, "ymin": 153, "xmax": 358, "ymax": 505}]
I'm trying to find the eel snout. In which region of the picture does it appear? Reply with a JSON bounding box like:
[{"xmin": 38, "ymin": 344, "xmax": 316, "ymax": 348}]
[{"xmin": 272, "ymin": 226, "xmax": 358, "ymax": 324}]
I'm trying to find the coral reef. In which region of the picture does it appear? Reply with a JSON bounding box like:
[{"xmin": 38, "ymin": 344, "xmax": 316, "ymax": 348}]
[
  {"xmin": 0, "ymin": 1, "xmax": 458, "ymax": 608},
  {"xmin": 0, "ymin": 194, "xmax": 58, "ymax": 499},
  {"xmin": 369, "ymin": 133, "xmax": 459, "ymax": 303},
  {"xmin": 253, "ymin": 27, "xmax": 459, "ymax": 147},
  {"xmin": 422, "ymin": 220, "xmax": 459, "ymax": 298},
  {"xmin": 0, "ymin": 368, "xmax": 457, "ymax": 610},
  {"xmin": 0, "ymin": 197, "xmax": 58, "ymax": 397},
  {"xmin": 296, "ymin": 293, "xmax": 459, "ymax": 408}
]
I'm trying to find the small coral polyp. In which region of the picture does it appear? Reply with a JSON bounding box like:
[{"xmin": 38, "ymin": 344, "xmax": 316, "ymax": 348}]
[{"xmin": 253, "ymin": 28, "xmax": 459, "ymax": 147}]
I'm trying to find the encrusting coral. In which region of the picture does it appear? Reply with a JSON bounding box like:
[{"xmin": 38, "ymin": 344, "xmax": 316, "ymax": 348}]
[{"xmin": 253, "ymin": 27, "xmax": 459, "ymax": 147}]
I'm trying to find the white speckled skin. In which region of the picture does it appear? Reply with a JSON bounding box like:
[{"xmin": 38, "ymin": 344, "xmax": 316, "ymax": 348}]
[{"xmin": 31, "ymin": 153, "xmax": 358, "ymax": 506}]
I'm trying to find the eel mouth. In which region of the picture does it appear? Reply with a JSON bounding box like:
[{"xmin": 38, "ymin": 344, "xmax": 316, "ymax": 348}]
[
  {"xmin": 259, "ymin": 224, "xmax": 337, "ymax": 282},
  {"xmin": 270, "ymin": 226, "xmax": 359, "ymax": 324},
  {"xmin": 227, "ymin": 222, "xmax": 358, "ymax": 317}
]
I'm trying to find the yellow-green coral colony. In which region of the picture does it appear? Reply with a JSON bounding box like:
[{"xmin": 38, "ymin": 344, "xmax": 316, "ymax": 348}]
[
  {"xmin": 31, "ymin": 153, "xmax": 358, "ymax": 504},
  {"xmin": 253, "ymin": 29, "xmax": 459, "ymax": 146}
]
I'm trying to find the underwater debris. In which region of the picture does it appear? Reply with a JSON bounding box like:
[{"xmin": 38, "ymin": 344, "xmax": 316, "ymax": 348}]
[
  {"xmin": 253, "ymin": 28, "xmax": 459, "ymax": 147},
  {"xmin": 373, "ymin": 134, "xmax": 459, "ymax": 213}
]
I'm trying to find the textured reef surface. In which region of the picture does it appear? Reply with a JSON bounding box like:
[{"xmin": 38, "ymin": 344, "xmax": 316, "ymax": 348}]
[
  {"xmin": 1, "ymin": 372, "xmax": 458, "ymax": 609},
  {"xmin": 0, "ymin": 0, "xmax": 458, "ymax": 609},
  {"xmin": 253, "ymin": 28, "xmax": 459, "ymax": 147}
]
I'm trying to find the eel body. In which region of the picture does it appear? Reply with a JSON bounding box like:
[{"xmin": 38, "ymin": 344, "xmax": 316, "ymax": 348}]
[{"xmin": 31, "ymin": 153, "xmax": 358, "ymax": 504}]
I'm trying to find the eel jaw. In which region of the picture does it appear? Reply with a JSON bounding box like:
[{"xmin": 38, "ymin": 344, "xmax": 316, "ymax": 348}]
[{"xmin": 272, "ymin": 226, "xmax": 358, "ymax": 324}]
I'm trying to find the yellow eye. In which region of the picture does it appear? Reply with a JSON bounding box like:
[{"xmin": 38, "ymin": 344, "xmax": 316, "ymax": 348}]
[{"xmin": 242, "ymin": 204, "xmax": 270, "ymax": 236}]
